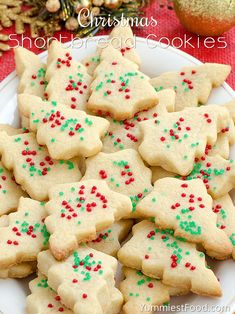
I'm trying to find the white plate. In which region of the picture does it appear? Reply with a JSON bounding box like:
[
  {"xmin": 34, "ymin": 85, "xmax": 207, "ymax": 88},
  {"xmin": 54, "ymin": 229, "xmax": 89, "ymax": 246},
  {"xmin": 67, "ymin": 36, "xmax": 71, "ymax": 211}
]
[{"xmin": 0, "ymin": 36, "xmax": 235, "ymax": 314}]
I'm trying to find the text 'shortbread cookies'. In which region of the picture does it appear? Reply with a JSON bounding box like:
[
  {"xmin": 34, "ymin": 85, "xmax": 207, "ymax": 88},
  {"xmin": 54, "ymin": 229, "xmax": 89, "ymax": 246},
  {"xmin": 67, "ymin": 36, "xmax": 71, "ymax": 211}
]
[
  {"xmin": 0, "ymin": 197, "xmax": 49, "ymax": 269},
  {"xmin": 45, "ymin": 40, "xmax": 92, "ymax": 111},
  {"xmin": 38, "ymin": 247, "xmax": 123, "ymax": 314},
  {"xmin": 45, "ymin": 179, "xmax": 132, "ymax": 260},
  {"xmin": 150, "ymin": 63, "xmax": 231, "ymax": 111},
  {"xmin": 82, "ymin": 149, "xmax": 153, "ymax": 216},
  {"xmin": 0, "ymin": 131, "xmax": 81, "ymax": 201},
  {"xmin": 138, "ymin": 105, "xmax": 230, "ymax": 175},
  {"xmin": 136, "ymin": 178, "xmax": 232, "ymax": 259},
  {"xmin": 102, "ymin": 89, "xmax": 175, "ymax": 153},
  {"xmin": 18, "ymin": 94, "xmax": 110, "ymax": 160},
  {"xmin": 118, "ymin": 220, "xmax": 221, "ymax": 297},
  {"xmin": 88, "ymin": 45, "xmax": 158, "ymax": 120}
]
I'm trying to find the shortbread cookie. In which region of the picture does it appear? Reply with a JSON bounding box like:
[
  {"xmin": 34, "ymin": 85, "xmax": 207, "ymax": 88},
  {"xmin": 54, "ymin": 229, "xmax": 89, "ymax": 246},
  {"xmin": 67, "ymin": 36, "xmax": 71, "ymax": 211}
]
[
  {"xmin": 45, "ymin": 179, "xmax": 132, "ymax": 260},
  {"xmin": 82, "ymin": 51, "xmax": 101, "ymax": 76},
  {"xmin": 213, "ymin": 195, "xmax": 235, "ymax": 260},
  {"xmin": 45, "ymin": 40, "xmax": 92, "ymax": 111},
  {"xmin": 0, "ymin": 131, "xmax": 81, "ymax": 201},
  {"xmin": 181, "ymin": 155, "xmax": 235, "ymax": 199},
  {"xmin": 120, "ymin": 267, "xmax": 170, "ymax": 314},
  {"xmin": 150, "ymin": 63, "xmax": 231, "ymax": 111},
  {"xmin": 0, "ymin": 160, "xmax": 26, "ymax": 216},
  {"xmin": 27, "ymin": 273, "xmax": 73, "ymax": 314},
  {"xmin": 0, "ymin": 197, "xmax": 49, "ymax": 269},
  {"xmin": 151, "ymin": 155, "xmax": 235, "ymax": 199},
  {"xmin": 136, "ymin": 178, "xmax": 232, "ymax": 259},
  {"xmin": 38, "ymin": 247, "xmax": 123, "ymax": 314},
  {"xmin": 224, "ymin": 100, "xmax": 235, "ymax": 122},
  {"xmin": 118, "ymin": 220, "xmax": 221, "ymax": 297},
  {"xmin": 82, "ymin": 149, "xmax": 153, "ymax": 216},
  {"xmin": 108, "ymin": 19, "xmax": 141, "ymax": 66},
  {"xmin": 14, "ymin": 47, "xmax": 47, "ymax": 97},
  {"xmin": 88, "ymin": 220, "xmax": 133, "ymax": 256},
  {"xmin": 102, "ymin": 89, "xmax": 175, "ymax": 153},
  {"xmin": 18, "ymin": 94, "xmax": 110, "ymax": 159},
  {"xmin": 82, "ymin": 19, "xmax": 140, "ymax": 76},
  {"xmin": 0, "ymin": 261, "xmax": 36, "ymax": 279},
  {"xmin": 120, "ymin": 267, "xmax": 188, "ymax": 314},
  {"xmin": 0, "ymin": 124, "xmax": 24, "ymax": 135},
  {"xmin": 88, "ymin": 45, "xmax": 158, "ymax": 120},
  {"xmin": 138, "ymin": 105, "xmax": 230, "ymax": 175}
]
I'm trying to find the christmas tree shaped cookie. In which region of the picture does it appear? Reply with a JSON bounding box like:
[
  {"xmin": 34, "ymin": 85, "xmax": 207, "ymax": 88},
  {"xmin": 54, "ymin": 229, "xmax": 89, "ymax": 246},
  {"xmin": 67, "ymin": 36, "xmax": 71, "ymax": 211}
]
[
  {"xmin": 120, "ymin": 267, "xmax": 170, "ymax": 314},
  {"xmin": 184, "ymin": 154, "xmax": 235, "ymax": 199},
  {"xmin": 82, "ymin": 19, "xmax": 141, "ymax": 76},
  {"xmin": 151, "ymin": 154, "xmax": 235, "ymax": 199},
  {"xmin": 0, "ymin": 160, "xmax": 27, "ymax": 216},
  {"xmin": 14, "ymin": 47, "xmax": 47, "ymax": 97},
  {"xmin": 0, "ymin": 131, "xmax": 81, "ymax": 201},
  {"xmin": 0, "ymin": 197, "xmax": 49, "ymax": 269},
  {"xmin": 0, "ymin": 261, "xmax": 36, "ymax": 279},
  {"xmin": 0, "ymin": 124, "xmax": 25, "ymax": 136},
  {"xmin": 88, "ymin": 45, "xmax": 158, "ymax": 120},
  {"xmin": 108, "ymin": 18, "xmax": 141, "ymax": 66},
  {"xmin": 138, "ymin": 105, "xmax": 230, "ymax": 175},
  {"xmin": 37, "ymin": 247, "xmax": 123, "ymax": 314},
  {"xmin": 150, "ymin": 63, "xmax": 231, "ymax": 111},
  {"xmin": 120, "ymin": 267, "xmax": 187, "ymax": 314},
  {"xmin": 18, "ymin": 94, "xmax": 110, "ymax": 159},
  {"xmin": 102, "ymin": 89, "xmax": 175, "ymax": 153},
  {"xmin": 224, "ymin": 100, "xmax": 235, "ymax": 122},
  {"xmin": 207, "ymin": 104, "xmax": 235, "ymax": 159},
  {"xmin": 118, "ymin": 220, "xmax": 221, "ymax": 297},
  {"xmin": 136, "ymin": 177, "xmax": 232, "ymax": 259},
  {"xmin": 82, "ymin": 149, "xmax": 153, "ymax": 216},
  {"xmin": 213, "ymin": 195, "xmax": 235, "ymax": 260},
  {"xmin": 45, "ymin": 40, "xmax": 92, "ymax": 111},
  {"xmin": 82, "ymin": 51, "xmax": 101, "ymax": 76},
  {"xmin": 27, "ymin": 273, "xmax": 73, "ymax": 314},
  {"xmin": 45, "ymin": 179, "xmax": 132, "ymax": 260},
  {"xmin": 88, "ymin": 220, "xmax": 133, "ymax": 256}
]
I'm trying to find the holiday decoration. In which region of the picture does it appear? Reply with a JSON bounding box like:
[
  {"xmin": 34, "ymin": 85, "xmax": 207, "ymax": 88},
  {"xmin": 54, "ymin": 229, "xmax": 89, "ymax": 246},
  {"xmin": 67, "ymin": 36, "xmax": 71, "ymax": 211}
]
[
  {"xmin": 0, "ymin": 0, "xmax": 149, "ymax": 57},
  {"xmin": 174, "ymin": 0, "xmax": 235, "ymax": 36}
]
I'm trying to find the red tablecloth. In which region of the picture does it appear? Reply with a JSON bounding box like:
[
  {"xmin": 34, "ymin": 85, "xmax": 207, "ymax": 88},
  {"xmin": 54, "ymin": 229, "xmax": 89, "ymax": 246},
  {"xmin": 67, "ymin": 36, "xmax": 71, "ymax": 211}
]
[{"xmin": 1, "ymin": 2, "xmax": 235, "ymax": 89}]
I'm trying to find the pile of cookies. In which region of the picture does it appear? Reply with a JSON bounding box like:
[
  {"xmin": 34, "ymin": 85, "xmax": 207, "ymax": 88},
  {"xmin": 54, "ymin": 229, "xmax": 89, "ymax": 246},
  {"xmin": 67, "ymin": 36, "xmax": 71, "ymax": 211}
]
[{"xmin": 0, "ymin": 19, "xmax": 235, "ymax": 314}]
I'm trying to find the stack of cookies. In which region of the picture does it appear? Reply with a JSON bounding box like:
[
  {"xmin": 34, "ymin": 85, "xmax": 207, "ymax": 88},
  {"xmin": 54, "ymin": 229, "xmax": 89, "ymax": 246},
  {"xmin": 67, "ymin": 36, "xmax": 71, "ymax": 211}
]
[{"xmin": 0, "ymin": 19, "xmax": 234, "ymax": 314}]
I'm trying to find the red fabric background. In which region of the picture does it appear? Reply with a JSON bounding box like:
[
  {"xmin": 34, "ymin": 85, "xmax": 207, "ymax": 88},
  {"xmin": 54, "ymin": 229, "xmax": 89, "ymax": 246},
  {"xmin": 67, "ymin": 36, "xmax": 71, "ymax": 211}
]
[{"xmin": 0, "ymin": 1, "xmax": 235, "ymax": 89}]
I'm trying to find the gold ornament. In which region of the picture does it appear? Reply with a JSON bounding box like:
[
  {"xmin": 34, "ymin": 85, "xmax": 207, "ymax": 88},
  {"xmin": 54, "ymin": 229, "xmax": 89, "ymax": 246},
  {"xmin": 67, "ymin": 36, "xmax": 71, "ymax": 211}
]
[
  {"xmin": 46, "ymin": 0, "xmax": 61, "ymax": 13},
  {"xmin": 65, "ymin": 16, "xmax": 79, "ymax": 30},
  {"xmin": 92, "ymin": 0, "xmax": 104, "ymax": 6},
  {"xmin": 104, "ymin": 0, "xmax": 122, "ymax": 9},
  {"xmin": 75, "ymin": 0, "xmax": 91, "ymax": 13}
]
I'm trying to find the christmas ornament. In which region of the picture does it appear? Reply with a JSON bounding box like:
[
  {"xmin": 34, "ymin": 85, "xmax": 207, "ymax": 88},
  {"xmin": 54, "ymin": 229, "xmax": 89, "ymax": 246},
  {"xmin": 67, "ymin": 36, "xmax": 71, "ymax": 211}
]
[
  {"xmin": 46, "ymin": 0, "xmax": 61, "ymax": 13},
  {"xmin": 0, "ymin": 0, "xmax": 149, "ymax": 56},
  {"xmin": 65, "ymin": 16, "xmax": 79, "ymax": 30},
  {"xmin": 174, "ymin": 0, "xmax": 235, "ymax": 36}
]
